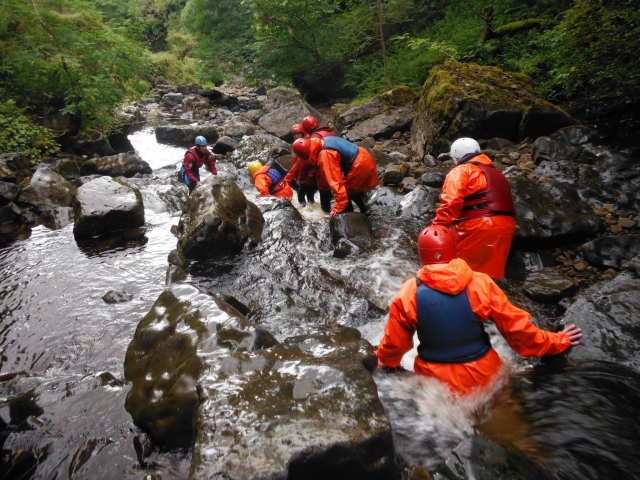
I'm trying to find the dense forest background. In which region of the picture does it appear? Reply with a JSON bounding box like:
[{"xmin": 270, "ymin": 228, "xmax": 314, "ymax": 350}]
[{"xmin": 1, "ymin": 0, "xmax": 639, "ymax": 158}]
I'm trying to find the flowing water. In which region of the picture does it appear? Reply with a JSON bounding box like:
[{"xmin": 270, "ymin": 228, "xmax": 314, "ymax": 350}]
[{"xmin": 1, "ymin": 126, "xmax": 638, "ymax": 479}]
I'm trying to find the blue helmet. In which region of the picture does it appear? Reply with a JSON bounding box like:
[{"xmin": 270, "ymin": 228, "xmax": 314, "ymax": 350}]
[{"xmin": 195, "ymin": 136, "xmax": 208, "ymax": 146}]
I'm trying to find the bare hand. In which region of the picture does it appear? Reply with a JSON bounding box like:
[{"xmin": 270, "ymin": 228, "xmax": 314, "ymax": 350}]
[
  {"xmin": 329, "ymin": 211, "xmax": 338, "ymax": 219},
  {"xmin": 560, "ymin": 324, "xmax": 582, "ymax": 346},
  {"xmin": 196, "ymin": 181, "xmax": 201, "ymax": 186}
]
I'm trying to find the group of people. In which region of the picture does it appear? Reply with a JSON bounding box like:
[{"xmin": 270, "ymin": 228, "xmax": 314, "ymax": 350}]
[{"xmin": 181, "ymin": 126, "xmax": 582, "ymax": 396}]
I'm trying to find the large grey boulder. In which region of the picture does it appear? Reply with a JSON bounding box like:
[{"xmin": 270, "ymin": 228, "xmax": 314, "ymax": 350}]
[
  {"xmin": 262, "ymin": 86, "xmax": 301, "ymax": 112},
  {"xmin": 17, "ymin": 168, "xmax": 76, "ymax": 213},
  {"xmin": 563, "ymin": 272, "xmax": 640, "ymax": 371},
  {"xmin": 580, "ymin": 235, "xmax": 640, "ymax": 269},
  {"xmin": 229, "ymin": 134, "xmax": 292, "ymax": 171},
  {"xmin": 258, "ymin": 100, "xmax": 328, "ymax": 141},
  {"xmin": 510, "ymin": 176, "xmax": 604, "ymax": 246},
  {"xmin": 176, "ymin": 176, "xmax": 263, "ymax": 260},
  {"xmin": 212, "ymin": 136, "xmax": 238, "ymax": 154},
  {"xmin": 80, "ymin": 153, "xmax": 152, "ymax": 178},
  {"xmin": 73, "ymin": 176, "xmax": 145, "ymax": 238},
  {"xmin": 222, "ymin": 120, "xmax": 256, "ymax": 139},
  {"xmin": 532, "ymin": 126, "xmax": 594, "ymax": 164},
  {"xmin": 155, "ymin": 124, "xmax": 219, "ymax": 147},
  {"xmin": 410, "ymin": 61, "xmax": 576, "ymax": 158},
  {"xmin": 334, "ymin": 87, "xmax": 417, "ymax": 142},
  {"xmin": 160, "ymin": 92, "xmax": 183, "ymax": 109},
  {"xmin": 64, "ymin": 128, "xmax": 115, "ymax": 157}
]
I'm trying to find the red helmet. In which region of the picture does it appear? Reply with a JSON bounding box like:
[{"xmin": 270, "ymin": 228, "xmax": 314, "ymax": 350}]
[
  {"xmin": 301, "ymin": 116, "xmax": 319, "ymax": 134},
  {"xmin": 291, "ymin": 123, "xmax": 304, "ymax": 135},
  {"xmin": 292, "ymin": 138, "xmax": 311, "ymax": 160},
  {"xmin": 417, "ymin": 225, "xmax": 456, "ymax": 265}
]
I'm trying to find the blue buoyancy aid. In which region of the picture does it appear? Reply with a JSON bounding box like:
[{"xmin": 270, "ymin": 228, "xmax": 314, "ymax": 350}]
[
  {"xmin": 265, "ymin": 167, "xmax": 285, "ymax": 194},
  {"xmin": 415, "ymin": 279, "xmax": 491, "ymax": 363},
  {"xmin": 321, "ymin": 136, "xmax": 360, "ymax": 175}
]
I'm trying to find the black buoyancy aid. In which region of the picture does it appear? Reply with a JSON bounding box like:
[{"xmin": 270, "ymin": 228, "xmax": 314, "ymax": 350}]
[
  {"xmin": 415, "ymin": 279, "xmax": 491, "ymax": 364},
  {"xmin": 265, "ymin": 167, "xmax": 285, "ymax": 195},
  {"xmin": 321, "ymin": 136, "xmax": 360, "ymax": 175},
  {"xmin": 457, "ymin": 157, "xmax": 516, "ymax": 222}
]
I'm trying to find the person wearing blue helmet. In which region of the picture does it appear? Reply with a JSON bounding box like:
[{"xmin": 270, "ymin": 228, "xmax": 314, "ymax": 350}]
[{"xmin": 181, "ymin": 136, "xmax": 217, "ymax": 194}]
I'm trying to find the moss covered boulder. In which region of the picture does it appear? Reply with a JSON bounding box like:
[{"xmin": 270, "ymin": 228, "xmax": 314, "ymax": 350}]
[
  {"xmin": 73, "ymin": 176, "xmax": 144, "ymax": 238},
  {"xmin": 0, "ymin": 152, "xmax": 33, "ymax": 184},
  {"xmin": 411, "ymin": 61, "xmax": 576, "ymax": 158},
  {"xmin": 176, "ymin": 176, "xmax": 263, "ymax": 260},
  {"xmin": 80, "ymin": 153, "xmax": 152, "ymax": 178},
  {"xmin": 17, "ymin": 168, "xmax": 76, "ymax": 213}
]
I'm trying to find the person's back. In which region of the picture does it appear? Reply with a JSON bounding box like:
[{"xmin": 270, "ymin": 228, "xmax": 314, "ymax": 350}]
[{"xmin": 376, "ymin": 225, "xmax": 582, "ymax": 395}]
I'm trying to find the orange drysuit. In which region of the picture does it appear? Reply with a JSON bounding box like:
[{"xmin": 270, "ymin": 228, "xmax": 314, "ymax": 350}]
[
  {"xmin": 376, "ymin": 258, "xmax": 572, "ymax": 395},
  {"xmin": 433, "ymin": 154, "xmax": 516, "ymax": 279},
  {"xmin": 308, "ymin": 138, "xmax": 379, "ymax": 215},
  {"xmin": 253, "ymin": 166, "xmax": 293, "ymax": 200}
]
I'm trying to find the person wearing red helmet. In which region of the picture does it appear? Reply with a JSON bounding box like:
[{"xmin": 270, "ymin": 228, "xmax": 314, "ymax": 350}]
[
  {"xmin": 283, "ymin": 124, "xmax": 318, "ymax": 206},
  {"xmin": 292, "ymin": 136, "xmax": 379, "ymax": 218},
  {"xmin": 301, "ymin": 116, "xmax": 336, "ymax": 213},
  {"xmin": 432, "ymin": 137, "xmax": 516, "ymax": 279},
  {"xmin": 376, "ymin": 225, "xmax": 582, "ymax": 395}
]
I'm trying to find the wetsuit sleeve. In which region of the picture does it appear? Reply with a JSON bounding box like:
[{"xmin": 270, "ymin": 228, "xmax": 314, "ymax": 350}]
[
  {"xmin": 183, "ymin": 151, "xmax": 199, "ymax": 182},
  {"xmin": 376, "ymin": 279, "xmax": 418, "ymax": 368},
  {"xmin": 283, "ymin": 157, "xmax": 302, "ymax": 185},
  {"xmin": 254, "ymin": 173, "xmax": 272, "ymax": 197},
  {"xmin": 319, "ymin": 150, "xmax": 349, "ymax": 214},
  {"xmin": 466, "ymin": 274, "xmax": 572, "ymax": 356},
  {"xmin": 206, "ymin": 153, "xmax": 217, "ymax": 175}
]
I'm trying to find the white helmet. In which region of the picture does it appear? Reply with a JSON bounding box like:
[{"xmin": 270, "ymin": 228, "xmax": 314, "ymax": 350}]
[{"xmin": 450, "ymin": 138, "xmax": 481, "ymax": 164}]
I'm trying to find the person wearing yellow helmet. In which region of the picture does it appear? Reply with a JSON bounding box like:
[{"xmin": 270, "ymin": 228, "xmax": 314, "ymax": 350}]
[{"xmin": 248, "ymin": 161, "xmax": 293, "ymax": 200}]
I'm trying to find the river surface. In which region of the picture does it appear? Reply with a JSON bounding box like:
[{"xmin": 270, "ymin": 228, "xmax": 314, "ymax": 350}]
[{"xmin": 1, "ymin": 127, "xmax": 638, "ymax": 479}]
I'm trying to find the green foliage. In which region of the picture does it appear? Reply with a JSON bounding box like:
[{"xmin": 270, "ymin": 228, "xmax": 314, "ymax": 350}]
[
  {"xmin": 0, "ymin": 100, "xmax": 58, "ymax": 161},
  {"xmin": 1, "ymin": 0, "xmax": 150, "ymax": 132}
]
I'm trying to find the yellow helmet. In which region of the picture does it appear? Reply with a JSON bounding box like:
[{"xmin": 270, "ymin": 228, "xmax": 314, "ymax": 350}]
[{"xmin": 248, "ymin": 161, "xmax": 262, "ymax": 177}]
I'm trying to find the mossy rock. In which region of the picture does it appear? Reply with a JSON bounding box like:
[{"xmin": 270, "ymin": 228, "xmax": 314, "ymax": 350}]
[{"xmin": 411, "ymin": 61, "xmax": 576, "ymax": 158}]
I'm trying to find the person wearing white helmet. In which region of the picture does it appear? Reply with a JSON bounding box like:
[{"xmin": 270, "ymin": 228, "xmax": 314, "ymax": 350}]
[
  {"xmin": 181, "ymin": 136, "xmax": 217, "ymax": 194},
  {"xmin": 431, "ymin": 137, "xmax": 516, "ymax": 279}
]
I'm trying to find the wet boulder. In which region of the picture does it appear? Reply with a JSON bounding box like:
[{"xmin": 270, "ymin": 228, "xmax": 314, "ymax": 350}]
[
  {"xmin": 382, "ymin": 163, "xmax": 409, "ymax": 185},
  {"xmin": 336, "ymin": 87, "xmax": 417, "ymax": 142},
  {"xmin": 73, "ymin": 176, "xmax": 145, "ymax": 238},
  {"xmin": 160, "ymin": 92, "xmax": 183, "ymax": 109},
  {"xmin": 0, "ymin": 181, "xmax": 21, "ymax": 206},
  {"xmin": 258, "ymin": 100, "xmax": 328, "ymax": 141},
  {"xmin": 420, "ymin": 171, "xmax": 446, "ymax": 188},
  {"xmin": 330, "ymin": 212, "xmax": 373, "ymax": 246},
  {"xmin": 511, "ymin": 176, "xmax": 604, "ymax": 246},
  {"xmin": 532, "ymin": 126, "xmax": 593, "ymax": 164},
  {"xmin": 229, "ymin": 134, "xmax": 292, "ymax": 171},
  {"xmin": 212, "ymin": 135, "xmax": 238, "ymax": 154},
  {"xmin": 53, "ymin": 157, "xmax": 82, "ymax": 180},
  {"xmin": 80, "ymin": 153, "xmax": 152, "ymax": 178},
  {"xmin": 167, "ymin": 248, "xmax": 189, "ymax": 268},
  {"xmin": 191, "ymin": 327, "xmax": 394, "ymax": 480},
  {"xmin": 0, "ymin": 152, "xmax": 33, "ymax": 183},
  {"xmin": 166, "ymin": 265, "xmax": 187, "ymax": 285},
  {"xmin": 411, "ymin": 61, "xmax": 576, "ymax": 158},
  {"xmin": 155, "ymin": 124, "xmax": 219, "ymax": 147},
  {"xmin": 181, "ymin": 94, "xmax": 211, "ymax": 113},
  {"xmin": 563, "ymin": 272, "xmax": 640, "ymax": 371},
  {"xmin": 17, "ymin": 168, "xmax": 76, "ymax": 213},
  {"xmin": 124, "ymin": 285, "xmax": 278, "ymax": 449},
  {"xmin": 439, "ymin": 436, "xmax": 555, "ymax": 480},
  {"xmin": 102, "ymin": 290, "xmax": 134, "ymax": 304},
  {"xmin": 580, "ymin": 235, "xmax": 640, "ymax": 269},
  {"xmin": 398, "ymin": 185, "xmax": 441, "ymax": 219},
  {"xmin": 63, "ymin": 128, "xmax": 115, "ymax": 157},
  {"xmin": 222, "ymin": 120, "xmax": 256, "ymax": 139},
  {"xmin": 262, "ymin": 86, "xmax": 302, "ymax": 112},
  {"xmin": 522, "ymin": 268, "xmax": 578, "ymax": 303},
  {"xmin": 176, "ymin": 176, "xmax": 263, "ymax": 260}
]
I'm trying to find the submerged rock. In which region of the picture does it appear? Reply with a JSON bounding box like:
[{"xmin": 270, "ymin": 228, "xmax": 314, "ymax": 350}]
[
  {"xmin": 330, "ymin": 212, "xmax": 373, "ymax": 247},
  {"xmin": 73, "ymin": 177, "xmax": 145, "ymax": 238},
  {"xmin": 176, "ymin": 176, "xmax": 263, "ymax": 260},
  {"xmin": 102, "ymin": 290, "xmax": 134, "ymax": 304}
]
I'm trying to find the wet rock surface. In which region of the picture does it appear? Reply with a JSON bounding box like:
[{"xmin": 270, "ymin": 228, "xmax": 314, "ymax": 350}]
[
  {"xmin": 80, "ymin": 153, "xmax": 152, "ymax": 178},
  {"xmin": 176, "ymin": 176, "xmax": 263, "ymax": 260},
  {"xmin": 522, "ymin": 268, "xmax": 578, "ymax": 303},
  {"xmin": 102, "ymin": 290, "xmax": 134, "ymax": 304},
  {"xmin": 258, "ymin": 99, "xmax": 327, "ymax": 141},
  {"xmin": 330, "ymin": 212, "xmax": 374, "ymax": 247},
  {"xmin": 580, "ymin": 235, "xmax": 640, "ymax": 268},
  {"xmin": 73, "ymin": 176, "xmax": 145, "ymax": 238},
  {"xmin": 17, "ymin": 168, "xmax": 76, "ymax": 213},
  {"xmin": 0, "ymin": 152, "xmax": 33, "ymax": 183},
  {"xmin": 155, "ymin": 124, "xmax": 220, "ymax": 147}
]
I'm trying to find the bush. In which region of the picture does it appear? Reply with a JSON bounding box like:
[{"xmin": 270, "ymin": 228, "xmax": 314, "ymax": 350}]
[{"xmin": 0, "ymin": 100, "xmax": 59, "ymax": 162}]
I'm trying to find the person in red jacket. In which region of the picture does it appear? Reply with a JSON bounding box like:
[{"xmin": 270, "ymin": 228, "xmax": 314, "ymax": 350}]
[
  {"xmin": 181, "ymin": 136, "xmax": 217, "ymax": 194},
  {"xmin": 302, "ymin": 116, "xmax": 335, "ymax": 213},
  {"xmin": 292, "ymin": 136, "xmax": 379, "ymax": 218},
  {"xmin": 248, "ymin": 161, "xmax": 293, "ymax": 201},
  {"xmin": 284, "ymin": 124, "xmax": 317, "ymax": 206},
  {"xmin": 376, "ymin": 225, "xmax": 582, "ymax": 396},
  {"xmin": 432, "ymin": 137, "xmax": 516, "ymax": 279}
]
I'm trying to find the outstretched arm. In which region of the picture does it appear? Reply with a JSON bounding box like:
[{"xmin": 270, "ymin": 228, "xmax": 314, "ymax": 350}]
[{"xmin": 377, "ymin": 280, "xmax": 418, "ymax": 368}]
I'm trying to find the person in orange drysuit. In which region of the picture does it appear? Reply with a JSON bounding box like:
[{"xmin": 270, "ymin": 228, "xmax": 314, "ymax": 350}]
[
  {"xmin": 248, "ymin": 161, "xmax": 293, "ymax": 201},
  {"xmin": 283, "ymin": 123, "xmax": 317, "ymax": 206},
  {"xmin": 302, "ymin": 116, "xmax": 335, "ymax": 213},
  {"xmin": 376, "ymin": 225, "xmax": 582, "ymax": 396},
  {"xmin": 432, "ymin": 137, "xmax": 516, "ymax": 279},
  {"xmin": 292, "ymin": 136, "xmax": 379, "ymax": 218}
]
